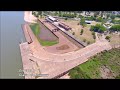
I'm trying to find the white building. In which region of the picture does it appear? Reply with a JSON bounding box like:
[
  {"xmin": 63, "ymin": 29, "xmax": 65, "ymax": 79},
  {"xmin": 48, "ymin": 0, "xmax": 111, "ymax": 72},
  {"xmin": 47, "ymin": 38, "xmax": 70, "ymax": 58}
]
[{"xmin": 46, "ymin": 15, "xmax": 58, "ymax": 23}]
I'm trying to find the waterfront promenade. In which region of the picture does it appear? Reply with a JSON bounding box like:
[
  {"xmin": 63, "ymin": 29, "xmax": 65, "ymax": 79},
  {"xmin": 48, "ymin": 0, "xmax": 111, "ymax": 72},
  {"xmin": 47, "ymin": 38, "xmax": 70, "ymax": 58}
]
[
  {"xmin": 19, "ymin": 12, "xmax": 112, "ymax": 79},
  {"xmin": 20, "ymin": 24, "xmax": 112, "ymax": 79}
]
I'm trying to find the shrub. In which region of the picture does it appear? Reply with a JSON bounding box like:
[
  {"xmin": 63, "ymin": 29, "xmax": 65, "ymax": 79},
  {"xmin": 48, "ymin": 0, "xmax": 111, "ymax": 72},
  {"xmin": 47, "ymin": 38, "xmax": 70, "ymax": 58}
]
[
  {"xmin": 105, "ymin": 36, "xmax": 111, "ymax": 40},
  {"xmin": 83, "ymin": 39, "xmax": 86, "ymax": 42},
  {"xmin": 96, "ymin": 17, "xmax": 103, "ymax": 22},
  {"xmin": 110, "ymin": 15, "xmax": 115, "ymax": 20},
  {"xmin": 110, "ymin": 25, "xmax": 120, "ymax": 32},
  {"xmin": 87, "ymin": 41, "xmax": 90, "ymax": 45},
  {"xmin": 93, "ymin": 35, "xmax": 96, "ymax": 39},
  {"xmin": 72, "ymin": 32, "xmax": 75, "ymax": 35},
  {"xmin": 80, "ymin": 18, "xmax": 86, "ymax": 27},
  {"xmin": 90, "ymin": 24, "xmax": 106, "ymax": 33},
  {"xmin": 65, "ymin": 17, "xmax": 68, "ymax": 20},
  {"xmin": 80, "ymin": 29, "xmax": 84, "ymax": 35},
  {"xmin": 92, "ymin": 32, "xmax": 95, "ymax": 35}
]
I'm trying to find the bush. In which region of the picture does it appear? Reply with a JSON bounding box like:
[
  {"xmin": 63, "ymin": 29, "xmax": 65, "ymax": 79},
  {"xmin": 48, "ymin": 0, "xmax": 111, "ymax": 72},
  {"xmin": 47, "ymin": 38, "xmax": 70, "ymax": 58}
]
[
  {"xmin": 87, "ymin": 41, "xmax": 90, "ymax": 45},
  {"xmin": 116, "ymin": 15, "xmax": 120, "ymax": 18},
  {"xmin": 96, "ymin": 17, "xmax": 103, "ymax": 22},
  {"xmin": 80, "ymin": 18, "xmax": 86, "ymax": 27},
  {"xmin": 110, "ymin": 25, "xmax": 120, "ymax": 32},
  {"xmin": 92, "ymin": 32, "xmax": 95, "ymax": 35},
  {"xmin": 79, "ymin": 15, "xmax": 84, "ymax": 18},
  {"xmin": 93, "ymin": 34, "xmax": 96, "ymax": 39},
  {"xmin": 65, "ymin": 17, "xmax": 68, "ymax": 20},
  {"xmin": 111, "ymin": 20, "xmax": 120, "ymax": 24},
  {"xmin": 72, "ymin": 32, "xmax": 75, "ymax": 35},
  {"xmin": 80, "ymin": 29, "xmax": 84, "ymax": 35},
  {"xmin": 110, "ymin": 15, "xmax": 115, "ymax": 20},
  {"xmin": 83, "ymin": 39, "xmax": 86, "ymax": 42},
  {"xmin": 85, "ymin": 16, "xmax": 96, "ymax": 21},
  {"xmin": 90, "ymin": 24, "xmax": 106, "ymax": 33},
  {"xmin": 105, "ymin": 36, "xmax": 111, "ymax": 40}
]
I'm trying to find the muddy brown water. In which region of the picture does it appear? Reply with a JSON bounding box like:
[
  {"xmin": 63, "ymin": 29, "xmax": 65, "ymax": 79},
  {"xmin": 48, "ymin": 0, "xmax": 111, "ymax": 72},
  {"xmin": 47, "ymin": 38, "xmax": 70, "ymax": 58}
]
[{"xmin": 1, "ymin": 11, "xmax": 25, "ymax": 79}]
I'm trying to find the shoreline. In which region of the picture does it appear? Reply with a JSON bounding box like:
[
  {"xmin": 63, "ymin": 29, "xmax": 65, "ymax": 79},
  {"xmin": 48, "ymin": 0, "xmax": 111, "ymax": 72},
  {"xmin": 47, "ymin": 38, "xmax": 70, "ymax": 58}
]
[
  {"xmin": 24, "ymin": 11, "xmax": 37, "ymax": 23},
  {"xmin": 20, "ymin": 13, "xmax": 119, "ymax": 79}
]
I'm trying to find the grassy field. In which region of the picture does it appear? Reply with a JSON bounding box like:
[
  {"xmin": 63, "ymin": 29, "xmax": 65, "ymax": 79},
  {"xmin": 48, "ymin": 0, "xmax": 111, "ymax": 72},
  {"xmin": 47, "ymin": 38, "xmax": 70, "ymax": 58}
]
[
  {"xmin": 60, "ymin": 19, "xmax": 95, "ymax": 44},
  {"xmin": 30, "ymin": 23, "xmax": 58, "ymax": 46},
  {"xmin": 69, "ymin": 48, "xmax": 120, "ymax": 79}
]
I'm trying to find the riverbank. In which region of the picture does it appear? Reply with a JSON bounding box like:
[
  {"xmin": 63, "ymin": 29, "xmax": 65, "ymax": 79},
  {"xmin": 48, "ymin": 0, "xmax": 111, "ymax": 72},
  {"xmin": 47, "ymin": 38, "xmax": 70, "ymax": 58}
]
[
  {"xmin": 24, "ymin": 11, "xmax": 37, "ymax": 23},
  {"xmin": 69, "ymin": 48, "xmax": 120, "ymax": 79},
  {"xmin": 20, "ymin": 12, "xmax": 114, "ymax": 79},
  {"xmin": 19, "ymin": 24, "xmax": 112, "ymax": 79}
]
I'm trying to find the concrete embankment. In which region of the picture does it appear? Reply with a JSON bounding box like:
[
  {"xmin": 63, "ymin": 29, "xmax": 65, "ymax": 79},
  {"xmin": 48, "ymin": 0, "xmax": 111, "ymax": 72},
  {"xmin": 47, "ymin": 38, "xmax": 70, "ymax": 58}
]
[{"xmin": 21, "ymin": 24, "xmax": 33, "ymax": 44}]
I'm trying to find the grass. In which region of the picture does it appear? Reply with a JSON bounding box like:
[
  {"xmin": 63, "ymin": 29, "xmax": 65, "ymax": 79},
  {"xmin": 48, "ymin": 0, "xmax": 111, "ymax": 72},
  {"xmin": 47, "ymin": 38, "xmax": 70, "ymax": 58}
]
[
  {"xmin": 69, "ymin": 48, "xmax": 120, "ymax": 79},
  {"xmin": 109, "ymin": 34, "xmax": 120, "ymax": 46},
  {"xmin": 60, "ymin": 19, "xmax": 95, "ymax": 44},
  {"xmin": 30, "ymin": 23, "xmax": 58, "ymax": 46}
]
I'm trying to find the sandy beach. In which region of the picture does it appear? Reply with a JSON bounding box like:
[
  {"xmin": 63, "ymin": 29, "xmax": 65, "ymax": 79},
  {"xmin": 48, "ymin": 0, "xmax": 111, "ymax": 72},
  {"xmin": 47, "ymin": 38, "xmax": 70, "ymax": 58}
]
[{"xmin": 24, "ymin": 11, "xmax": 37, "ymax": 23}]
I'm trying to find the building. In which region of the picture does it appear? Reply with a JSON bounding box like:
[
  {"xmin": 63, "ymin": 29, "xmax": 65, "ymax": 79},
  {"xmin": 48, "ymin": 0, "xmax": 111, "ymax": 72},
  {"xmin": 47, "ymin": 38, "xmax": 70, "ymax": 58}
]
[
  {"xmin": 45, "ymin": 15, "xmax": 58, "ymax": 23},
  {"xmin": 58, "ymin": 22, "xmax": 72, "ymax": 31}
]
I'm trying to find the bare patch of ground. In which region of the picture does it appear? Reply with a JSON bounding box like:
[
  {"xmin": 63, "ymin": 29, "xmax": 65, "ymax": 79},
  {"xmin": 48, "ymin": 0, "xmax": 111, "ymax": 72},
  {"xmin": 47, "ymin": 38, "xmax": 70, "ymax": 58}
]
[
  {"xmin": 109, "ymin": 33, "xmax": 120, "ymax": 46},
  {"xmin": 103, "ymin": 32, "xmax": 120, "ymax": 46},
  {"xmin": 100, "ymin": 66, "xmax": 115, "ymax": 79},
  {"xmin": 59, "ymin": 19, "xmax": 95, "ymax": 44},
  {"xmin": 56, "ymin": 44, "xmax": 69, "ymax": 50}
]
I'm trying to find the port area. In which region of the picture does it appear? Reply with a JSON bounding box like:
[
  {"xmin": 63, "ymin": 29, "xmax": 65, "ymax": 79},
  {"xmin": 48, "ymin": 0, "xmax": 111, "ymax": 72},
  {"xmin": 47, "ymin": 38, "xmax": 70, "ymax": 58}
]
[
  {"xmin": 20, "ymin": 15, "xmax": 112, "ymax": 79},
  {"xmin": 19, "ymin": 22, "xmax": 112, "ymax": 79}
]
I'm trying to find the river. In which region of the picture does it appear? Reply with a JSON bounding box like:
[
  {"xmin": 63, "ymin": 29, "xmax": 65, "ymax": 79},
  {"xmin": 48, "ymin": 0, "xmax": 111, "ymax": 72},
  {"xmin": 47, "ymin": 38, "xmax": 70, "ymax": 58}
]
[{"xmin": 0, "ymin": 11, "xmax": 26, "ymax": 79}]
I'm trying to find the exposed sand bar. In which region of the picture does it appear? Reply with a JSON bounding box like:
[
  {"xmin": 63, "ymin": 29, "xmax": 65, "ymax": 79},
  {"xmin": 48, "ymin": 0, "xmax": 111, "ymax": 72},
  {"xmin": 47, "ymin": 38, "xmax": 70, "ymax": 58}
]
[{"xmin": 24, "ymin": 11, "xmax": 37, "ymax": 23}]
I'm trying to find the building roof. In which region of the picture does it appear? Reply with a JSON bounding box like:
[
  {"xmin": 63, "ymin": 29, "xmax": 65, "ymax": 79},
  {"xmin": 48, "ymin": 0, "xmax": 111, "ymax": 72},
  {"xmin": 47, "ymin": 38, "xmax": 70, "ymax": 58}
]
[{"xmin": 48, "ymin": 16, "xmax": 56, "ymax": 21}]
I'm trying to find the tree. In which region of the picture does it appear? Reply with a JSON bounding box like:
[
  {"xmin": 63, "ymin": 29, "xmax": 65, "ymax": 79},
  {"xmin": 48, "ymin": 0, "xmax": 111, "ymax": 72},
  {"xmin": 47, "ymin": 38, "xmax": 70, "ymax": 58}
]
[
  {"xmin": 92, "ymin": 31, "xmax": 95, "ymax": 35},
  {"xmin": 110, "ymin": 25, "xmax": 120, "ymax": 32},
  {"xmin": 80, "ymin": 29, "xmax": 84, "ymax": 35},
  {"xmin": 79, "ymin": 15, "xmax": 84, "ymax": 18},
  {"xmin": 96, "ymin": 17, "xmax": 103, "ymax": 22},
  {"xmin": 72, "ymin": 32, "xmax": 75, "ymax": 35},
  {"xmin": 93, "ymin": 34, "xmax": 96, "ymax": 39},
  {"xmin": 54, "ymin": 11, "xmax": 58, "ymax": 16},
  {"xmin": 86, "ymin": 16, "xmax": 96, "ymax": 21},
  {"xmin": 87, "ymin": 41, "xmax": 90, "ymax": 45},
  {"xmin": 90, "ymin": 24, "xmax": 107, "ymax": 33},
  {"xmin": 80, "ymin": 18, "xmax": 86, "ymax": 27},
  {"xmin": 58, "ymin": 11, "xmax": 62, "ymax": 17},
  {"xmin": 38, "ymin": 11, "xmax": 42, "ymax": 15},
  {"xmin": 83, "ymin": 39, "xmax": 86, "ymax": 42},
  {"xmin": 94, "ymin": 11, "xmax": 100, "ymax": 17},
  {"xmin": 65, "ymin": 17, "xmax": 68, "ymax": 20},
  {"xmin": 92, "ymin": 31, "xmax": 96, "ymax": 39},
  {"xmin": 105, "ymin": 36, "xmax": 111, "ymax": 42},
  {"xmin": 110, "ymin": 15, "xmax": 115, "ymax": 20},
  {"xmin": 106, "ymin": 14, "xmax": 110, "ymax": 19}
]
